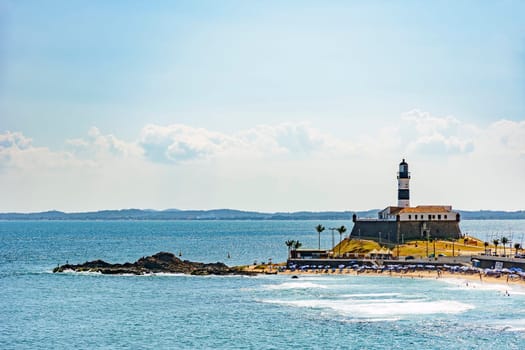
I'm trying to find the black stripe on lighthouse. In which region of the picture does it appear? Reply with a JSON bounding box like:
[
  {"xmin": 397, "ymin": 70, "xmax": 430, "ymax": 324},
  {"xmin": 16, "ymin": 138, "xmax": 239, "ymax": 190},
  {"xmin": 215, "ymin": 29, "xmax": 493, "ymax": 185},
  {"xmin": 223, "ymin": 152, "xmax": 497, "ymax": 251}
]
[{"xmin": 398, "ymin": 189, "xmax": 409, "ymax": 200}]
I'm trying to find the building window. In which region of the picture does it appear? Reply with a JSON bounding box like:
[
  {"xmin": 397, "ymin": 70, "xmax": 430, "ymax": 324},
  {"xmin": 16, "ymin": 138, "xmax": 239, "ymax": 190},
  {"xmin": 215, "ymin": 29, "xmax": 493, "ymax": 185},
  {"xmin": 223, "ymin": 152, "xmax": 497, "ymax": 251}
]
[
  {"xmin": 409, "ymin": 215, "xmax": 411, "ymax": 220},
  {"xmin": 444, "ymin": 215, "xmax": 447, "ymax": 219},
  {"xmin": 428, "ymin": 215, "xmax": 431, "ymax": 220},
  {"xmin": 415, "ymin": 215, "xmax": 417, "ymax": 220},
  {"xmin": 438, "ymin": 215, "xmax": 441, "ymax": 220}
]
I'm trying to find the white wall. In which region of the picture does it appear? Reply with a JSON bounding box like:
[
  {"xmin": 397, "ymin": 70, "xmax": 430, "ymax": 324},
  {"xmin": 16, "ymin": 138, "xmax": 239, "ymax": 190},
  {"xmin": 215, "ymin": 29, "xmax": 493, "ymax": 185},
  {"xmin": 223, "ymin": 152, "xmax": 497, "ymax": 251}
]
[{"xmin": 399, "ymin": 211, "xmax": 456, "ymax": 221}]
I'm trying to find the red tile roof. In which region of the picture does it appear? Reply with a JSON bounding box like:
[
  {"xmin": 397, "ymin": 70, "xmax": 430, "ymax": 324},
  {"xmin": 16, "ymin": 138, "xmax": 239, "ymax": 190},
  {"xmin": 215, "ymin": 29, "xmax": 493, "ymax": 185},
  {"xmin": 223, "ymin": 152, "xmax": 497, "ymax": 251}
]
[{"xmin": 399, "ymin": 206, "xmax": 453, "ymax": 214}]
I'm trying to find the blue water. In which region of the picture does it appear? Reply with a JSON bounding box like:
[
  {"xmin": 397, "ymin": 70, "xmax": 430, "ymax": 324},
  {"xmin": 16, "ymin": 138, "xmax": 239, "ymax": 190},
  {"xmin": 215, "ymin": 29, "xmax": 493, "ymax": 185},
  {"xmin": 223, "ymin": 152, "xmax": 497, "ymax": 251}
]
[{"xmin": 1, "ymin": 220, "xmax": 525, "ymax": 349}]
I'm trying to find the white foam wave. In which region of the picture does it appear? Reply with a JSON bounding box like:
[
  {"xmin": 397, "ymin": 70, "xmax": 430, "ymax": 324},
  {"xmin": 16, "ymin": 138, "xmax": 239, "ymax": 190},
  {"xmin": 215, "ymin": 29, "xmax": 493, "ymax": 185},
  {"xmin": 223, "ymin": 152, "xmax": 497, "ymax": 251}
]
[
  {"xmin": 264, "ymin": 282, "xmax": 328, "ymax": 290},
  {"xmin": 439, "ymin": 278, "xmax": 513, "ymax": 292},
  {"xmin": 59, "ymin": 269, "xmax": 102, "ymax": 276},
  {"xmin": 339, "ymin": 293, "xmax": 402, "ymax": 298},
  {"xmin": 146, "ymin": 272, "xmax": 187, "ymax": 277},
  {"xmin": 288, "ymin": 275, "xmax": 346, "ymax": 281},
  {"xmin": 262, "ymin": 298, "xmax": 474, "ymax": 319},
  {"xmin": 56, "ymin": 270, "xmax": 189, "ymax": 277}
]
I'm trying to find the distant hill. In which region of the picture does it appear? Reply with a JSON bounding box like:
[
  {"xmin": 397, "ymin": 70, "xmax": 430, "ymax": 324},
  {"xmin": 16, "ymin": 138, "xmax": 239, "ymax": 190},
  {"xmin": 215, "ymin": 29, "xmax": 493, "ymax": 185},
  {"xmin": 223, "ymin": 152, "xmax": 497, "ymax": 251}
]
[
  {"xmin": 457, "ymin": 210, "xmax": 525, "ymax": 220},
  {"xmin": 0, "ymin": 208, "xmax": 523, "ymax": 220},
  {"xmin": 0, "ymin": 209, "xmax": 357, "ymax": 221}
]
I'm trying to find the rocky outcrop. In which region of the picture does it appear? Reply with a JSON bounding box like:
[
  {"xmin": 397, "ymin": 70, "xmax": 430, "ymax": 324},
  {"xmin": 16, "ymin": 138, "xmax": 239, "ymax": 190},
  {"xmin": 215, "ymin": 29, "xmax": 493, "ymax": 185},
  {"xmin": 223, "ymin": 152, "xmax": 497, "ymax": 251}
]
[{"xmin": 53, "ymin": 252, "xmax": 256, "ymax": 276}]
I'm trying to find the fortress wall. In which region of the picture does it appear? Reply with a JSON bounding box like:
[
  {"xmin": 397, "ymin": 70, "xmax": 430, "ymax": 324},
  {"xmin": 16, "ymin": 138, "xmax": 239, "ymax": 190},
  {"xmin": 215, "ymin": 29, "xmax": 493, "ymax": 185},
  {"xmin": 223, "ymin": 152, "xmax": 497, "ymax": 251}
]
[
  {"xmin": 399, "ymin": 221, "xmax": 461, "ymax": 240},
  {"xmin": 350, "ymin": 220, "xmax": 461, "ymax": 243},
  {"xmin": 350, "ymin": 221, "xmax": 399, "ymax": 243}
]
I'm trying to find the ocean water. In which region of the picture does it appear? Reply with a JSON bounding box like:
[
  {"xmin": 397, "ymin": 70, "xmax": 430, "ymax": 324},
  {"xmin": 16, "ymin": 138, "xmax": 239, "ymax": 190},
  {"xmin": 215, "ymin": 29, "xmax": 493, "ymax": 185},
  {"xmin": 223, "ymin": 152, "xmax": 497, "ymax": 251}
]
[{"xmin": 1, "ymin": 219, "xmax": 525, "ymax": 349}]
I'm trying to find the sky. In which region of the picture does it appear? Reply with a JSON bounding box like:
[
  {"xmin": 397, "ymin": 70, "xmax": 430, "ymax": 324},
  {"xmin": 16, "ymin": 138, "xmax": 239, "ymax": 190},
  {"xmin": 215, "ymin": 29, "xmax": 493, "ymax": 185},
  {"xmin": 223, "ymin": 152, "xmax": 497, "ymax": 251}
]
[{"xmin": 0, "ymin": 0, "xmax": 524, "ymax": 212}]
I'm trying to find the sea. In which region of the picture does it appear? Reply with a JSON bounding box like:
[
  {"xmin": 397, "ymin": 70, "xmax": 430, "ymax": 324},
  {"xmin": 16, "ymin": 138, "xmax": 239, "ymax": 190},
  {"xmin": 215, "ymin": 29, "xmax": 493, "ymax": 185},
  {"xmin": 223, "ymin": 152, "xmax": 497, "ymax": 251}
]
[{"xmin": 1, "ymin": 219, "xmax": 525, "ymax": 349}]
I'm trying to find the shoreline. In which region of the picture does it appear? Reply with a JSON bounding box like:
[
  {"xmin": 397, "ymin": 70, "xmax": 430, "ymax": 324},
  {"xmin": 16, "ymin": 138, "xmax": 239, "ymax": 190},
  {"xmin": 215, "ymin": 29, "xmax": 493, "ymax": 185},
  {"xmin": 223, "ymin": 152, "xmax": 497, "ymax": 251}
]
[{"xmin": 250, "ymin": 265, "xmax": 525, "ymax": 289}]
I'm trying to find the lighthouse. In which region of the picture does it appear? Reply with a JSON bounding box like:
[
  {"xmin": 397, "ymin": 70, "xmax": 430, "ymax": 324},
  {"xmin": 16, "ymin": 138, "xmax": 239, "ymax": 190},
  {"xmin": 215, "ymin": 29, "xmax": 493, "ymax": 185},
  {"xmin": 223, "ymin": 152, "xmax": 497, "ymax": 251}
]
[
  {"xmin": 397, "ymin": 158, "xmax": 410, "ymax": 207},
  {"xmin": 351, "ymin": 158, "xmax": 461, "ymax": 242}
]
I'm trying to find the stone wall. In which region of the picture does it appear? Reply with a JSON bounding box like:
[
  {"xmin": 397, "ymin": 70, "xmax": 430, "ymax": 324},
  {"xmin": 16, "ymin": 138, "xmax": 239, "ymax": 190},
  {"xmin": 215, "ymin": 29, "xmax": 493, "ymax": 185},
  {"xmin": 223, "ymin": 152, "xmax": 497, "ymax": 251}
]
[
  {"xmin": 350, "ymin": 219, "xmax": 461, "ymax": 243},
  {"xmin": 399, "ymin": 221, "xmax": 461, "ymax": 241},
  {"xmin": 349, "ymin": 221, "xmax": 399, "ymax": 243}
]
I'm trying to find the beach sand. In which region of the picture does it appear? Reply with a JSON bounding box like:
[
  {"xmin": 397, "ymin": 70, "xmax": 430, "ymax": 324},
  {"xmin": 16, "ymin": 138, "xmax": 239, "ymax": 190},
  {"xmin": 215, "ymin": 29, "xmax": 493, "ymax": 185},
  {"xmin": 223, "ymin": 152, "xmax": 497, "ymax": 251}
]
[{"xmin": 249, "ymin": 264, "xmax": 525, "ymax": 289}]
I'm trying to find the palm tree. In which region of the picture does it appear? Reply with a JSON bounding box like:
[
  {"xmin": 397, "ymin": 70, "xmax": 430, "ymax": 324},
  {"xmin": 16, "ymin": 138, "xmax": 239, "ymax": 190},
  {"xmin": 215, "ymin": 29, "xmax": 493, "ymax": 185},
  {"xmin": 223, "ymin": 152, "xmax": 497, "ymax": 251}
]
[
  {"xmin": 337, "ymin": 225, "xmax": 347, "ymax": 257},
  {"xmin": 293, "ymin": 241, "xmax": 302, "ymax": 250},
  {"xmin": 493, "ymin": 239, "xmax": 500, "ymax": 256},
  {"xmin": 449, "ymin": 238, "xmax": 456, "ymax": 257},
  {"xmin": 501, "ymin": 237, "xmax": 509, "ymax": 257},
  {"xmin": 484, "ymin": 241, "xmax": 489, "ymax": 255},
  {"xmin": 315, "ymin": 224, "xmax": 325, "ymax": 250},
  {"xmin": 514, "ymin": 243, "xmax": 521, "ymax": 256},
  {"xmin": 285, "ymin": 240, "xmax": 296, "ymax": 259}
]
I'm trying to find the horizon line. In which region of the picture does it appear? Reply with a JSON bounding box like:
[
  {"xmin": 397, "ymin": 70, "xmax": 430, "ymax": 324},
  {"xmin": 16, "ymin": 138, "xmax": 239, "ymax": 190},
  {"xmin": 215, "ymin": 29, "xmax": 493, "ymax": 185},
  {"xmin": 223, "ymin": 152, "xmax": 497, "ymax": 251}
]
[{"xmin": 1, "ymin": 208, "xmax": 524, "ymax": 215}]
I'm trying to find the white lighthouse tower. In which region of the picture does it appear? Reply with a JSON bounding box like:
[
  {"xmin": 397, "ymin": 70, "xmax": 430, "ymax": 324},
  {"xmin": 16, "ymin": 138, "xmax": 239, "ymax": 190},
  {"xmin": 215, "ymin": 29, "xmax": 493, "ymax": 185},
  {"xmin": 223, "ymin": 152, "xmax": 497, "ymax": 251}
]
[{"xmin": 397, "ymin": 159, "xmax": 410, "ymax": 207}]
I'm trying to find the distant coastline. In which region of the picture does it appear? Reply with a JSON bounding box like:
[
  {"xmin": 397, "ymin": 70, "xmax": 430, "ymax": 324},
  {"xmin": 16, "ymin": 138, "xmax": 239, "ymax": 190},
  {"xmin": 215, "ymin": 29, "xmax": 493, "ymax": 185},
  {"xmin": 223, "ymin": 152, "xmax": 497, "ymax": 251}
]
[{"xmin": 0, "ymin": 208, "xmax": 524, "ymax": 220}]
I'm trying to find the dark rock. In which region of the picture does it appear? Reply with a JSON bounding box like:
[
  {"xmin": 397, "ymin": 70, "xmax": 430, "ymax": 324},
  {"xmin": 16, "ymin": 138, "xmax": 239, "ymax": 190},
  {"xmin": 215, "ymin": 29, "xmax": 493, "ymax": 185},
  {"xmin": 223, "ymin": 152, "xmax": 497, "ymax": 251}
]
[{"xmin": 53, "ymin": 251, "xmax": 258, "ymax": 276}]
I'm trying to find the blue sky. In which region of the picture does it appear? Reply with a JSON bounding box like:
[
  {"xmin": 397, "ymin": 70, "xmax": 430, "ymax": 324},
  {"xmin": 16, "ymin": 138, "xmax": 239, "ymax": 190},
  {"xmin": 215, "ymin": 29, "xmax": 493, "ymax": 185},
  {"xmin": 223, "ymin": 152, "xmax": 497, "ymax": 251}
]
[{"xmin": 0, "ymin": 1, "xmax": 524, "ymax": 212}]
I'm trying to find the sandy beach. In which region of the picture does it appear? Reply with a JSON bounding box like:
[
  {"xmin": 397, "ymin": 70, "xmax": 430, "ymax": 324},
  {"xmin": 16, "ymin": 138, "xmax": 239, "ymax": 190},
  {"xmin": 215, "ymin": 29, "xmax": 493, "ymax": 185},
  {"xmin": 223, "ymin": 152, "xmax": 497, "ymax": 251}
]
[{"xmin": 252, "ymin": 264, "xmax": 525, "ymax": 290}]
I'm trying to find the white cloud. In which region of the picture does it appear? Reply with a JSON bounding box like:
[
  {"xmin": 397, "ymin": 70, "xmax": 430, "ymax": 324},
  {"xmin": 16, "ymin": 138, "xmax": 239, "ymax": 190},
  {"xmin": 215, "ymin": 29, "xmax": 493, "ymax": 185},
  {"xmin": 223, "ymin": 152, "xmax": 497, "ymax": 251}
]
[
  {"xmin": 400, "ymin": 109, "xmax": 475, "ymax": 155},
  {"xmin": 67, "ymin": 127, "xmax": 143, "ymax": 160},
  {"xmin": 402, "ymin": 109, "xmax": 461, "ymax": 134},
  {"xmin": 480, "ymin": 119, "xmax": 525, "ymax": 157},
  {"xmin": 0, "ymin": 131, "xmax": 33, "ymax": 150},
  {"xmin": 139, "ymin": 122, "xmax": 355, "ymax": 163},
  {"xmin": 139, "ymin": 124, "xmax": 236, "ymax": 163},
  {"xmin": 0, "ymin": 131, "xmax": 81, "ymax": 170},
  {"xmin": 0, "ymin": 113, "xmax": 523, "ymax": 212}
]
